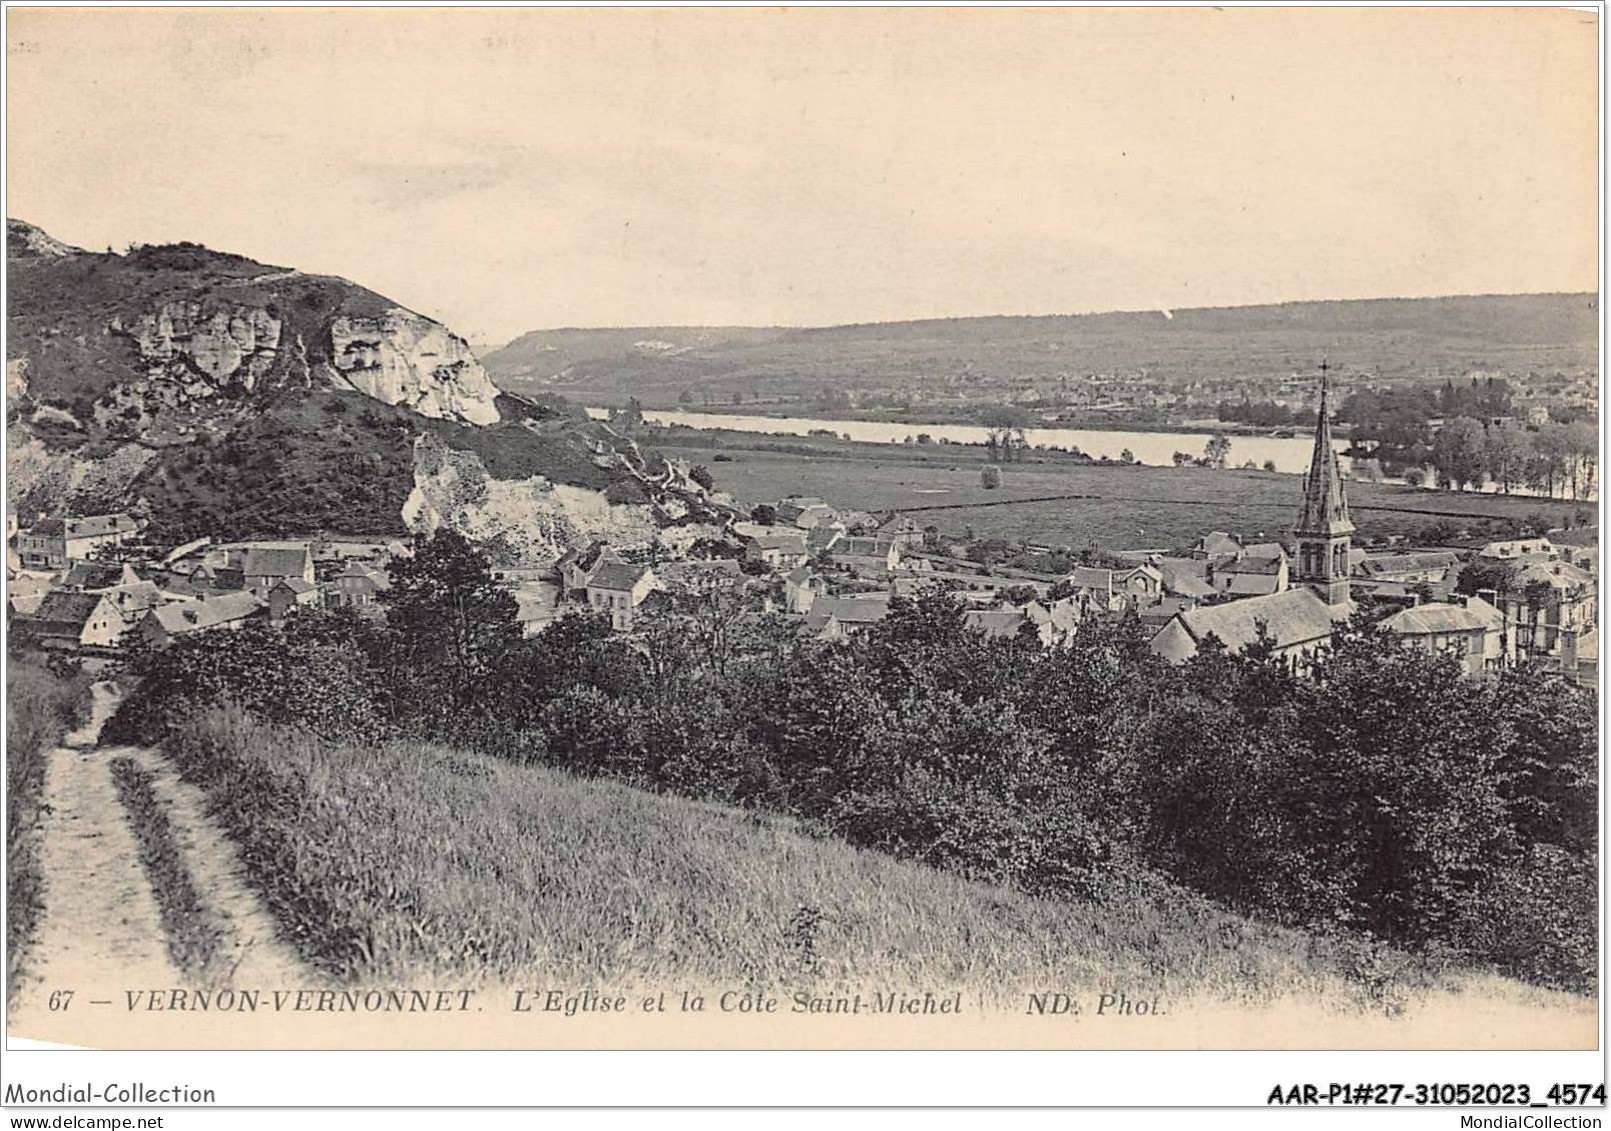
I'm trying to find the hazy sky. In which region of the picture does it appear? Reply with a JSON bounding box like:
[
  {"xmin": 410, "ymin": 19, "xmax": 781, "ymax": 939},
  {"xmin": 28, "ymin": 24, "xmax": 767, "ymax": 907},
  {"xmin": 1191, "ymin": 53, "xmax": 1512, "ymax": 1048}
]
[{"xmin": 6, "ymin": 7, "xmax": 1599, "ymax": 345}]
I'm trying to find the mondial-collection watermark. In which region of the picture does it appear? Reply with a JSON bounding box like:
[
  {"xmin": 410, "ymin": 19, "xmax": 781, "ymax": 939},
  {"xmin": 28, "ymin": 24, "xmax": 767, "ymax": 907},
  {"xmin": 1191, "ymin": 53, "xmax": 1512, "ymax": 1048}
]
[{"xmin": 3, "ymin": 1083, "xmax": 216, "ymax": 1105}]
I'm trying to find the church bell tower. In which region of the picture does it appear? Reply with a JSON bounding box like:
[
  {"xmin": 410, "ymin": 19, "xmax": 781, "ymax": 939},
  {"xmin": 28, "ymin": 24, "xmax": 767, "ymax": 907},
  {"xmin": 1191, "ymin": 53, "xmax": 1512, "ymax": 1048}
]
[{"xmin": 1294, "ymin": 361, "xmax": 1354, "ymax": 606}]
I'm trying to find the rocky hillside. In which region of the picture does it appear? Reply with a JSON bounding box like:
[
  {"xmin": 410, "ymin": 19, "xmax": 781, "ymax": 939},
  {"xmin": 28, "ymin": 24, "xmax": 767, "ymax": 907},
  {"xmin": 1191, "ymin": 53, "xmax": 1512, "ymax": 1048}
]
[{"xmin": 7, "ymin": 221, "xmax": 731, "ymax": 561}]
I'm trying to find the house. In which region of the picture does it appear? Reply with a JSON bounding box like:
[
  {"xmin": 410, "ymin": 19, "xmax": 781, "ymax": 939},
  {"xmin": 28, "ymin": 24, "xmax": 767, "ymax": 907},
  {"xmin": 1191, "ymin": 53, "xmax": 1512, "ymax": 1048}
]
[
  {"xmin": 1060, "ymin": 564, "xmax": 1164, "ymax": 610},
  {"xmin": 1151, "ymin": 557, "xmax": 1216, "ymax": 601},
  {"xmin": 98, "ymin": 580, "xmax": 169, "ymax": 619},
  {"xmin": 802, "ymin": 595, "xmax": 891, "ymax": 641},
  {"xmin": 140, "ymin": 592, "xmax": 265, "ymax": 648},
  {"xmin": 743, "ymin": 531, "xmax": 809, "ymax": 571},
  {"xmin": 1190, "ymin": 531, "xmax": 1243, "ymax": 560},
  {"xmin": 1211, "ymin": 543, "xmax": 1290, "ymax": 597},
  {"xmin": 1021, "ymin": 600, "xmax": 1081, "ymax": 648},
  {"xmin": 1356, "ymin": 551, "xmax": 1457, "ymax": 584},
  {"xmin": 585, "ymin": 562, "xmax": 656, "ymax": 630},
  {"xmin": 806, "ymin": 523, "xmax": 847, "ymax": 555},
  {"xmin": 268, "ymin": 577, "xmax": 321, "ymax": 622},
  {"xmin": 775, "ymin": 496, "xmax": 835, "ymax": 529},
  {"xmin": 1565, "ymin": 628, "xmax": 1596, "ymax": 688},
  {"xmin": 239, "ymin": 545, "xmax": 315, "ymax": 597},
  {"xmin": 150, "ymin": 560, "xmax": 231, "ymax": 599},
  {"xmin": 1478, "ymin": 537, "xmax": 1558, "ymax": 562},
  {"xmin": 1381, "ymin": 595, "xmax": 1507, "ymax": 675},
  {"xmin": 1061, "ymin": 566, "xmax": 1128, "ymax": 611},
  {"xmin": 1500, "ymin": 560, "xmax": 1597, "ymax": 661},
  {"xmin": 781, "ymin": 566, "xmax": 817, "ymax": 614},
  {"xmin": 329, "ymin": 561, "xmax": 391, "ymax": 610},
  {"xmin": 7, "ymin": 573, "xmax": 53, "ymax": 617},
  {"xmin": 17, "ymin": 513, "xmax": 140, "ymax": 569},
  {"xmin": 60, "ymin": 561, "xmax": 143, "ymax": 591},
  {"xmin": 555, "ymin": 541, "xmax": 619, "ymax": 598},
  {"xmin": 1551, "ymin": 528, "xmax": 1598, "ymax": 573},
  {"xmin": 1136, "ymin": 595, "xmax": 1200, "ymax": 634},
  {"xmin": 963, "ymin": 608, "xmax": 1032, "ymax": 641},
  {"xmin": 23, "ymin": 591, "xmax": 128, "ymax": 651},
  {"xmin": 836, "ymin": 535, "xmax": 902, "ymax": 570},
  {"xmin": 876, "ymin": 514, "xmax": 925, "ymax": 546}
]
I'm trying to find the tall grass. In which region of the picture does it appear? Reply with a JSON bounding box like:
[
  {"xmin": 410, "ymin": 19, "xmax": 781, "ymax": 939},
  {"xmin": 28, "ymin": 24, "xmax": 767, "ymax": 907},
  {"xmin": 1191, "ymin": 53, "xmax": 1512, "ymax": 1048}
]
[
  {"xmin": 108, "ymin": 756, "xmax": 230, "ymax": 981},
  {"xmin": 169, "ymin": 704, "xmax": 1469, "ymax": 1011},
  {"xmin": 5, "ymin": 657, "xmax": 90, "ymax": 995}
]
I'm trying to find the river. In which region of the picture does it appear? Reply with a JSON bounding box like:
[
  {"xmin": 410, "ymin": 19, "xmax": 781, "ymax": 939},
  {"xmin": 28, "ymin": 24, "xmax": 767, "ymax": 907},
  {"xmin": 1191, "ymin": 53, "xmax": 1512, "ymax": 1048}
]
[
  {"xmin": 587, "ymin": 407, "xmax": 1344, "ymax": 476},
  {"xmin": 586, "ymin": 407, "xmax": 1589, "ymax": 499}
]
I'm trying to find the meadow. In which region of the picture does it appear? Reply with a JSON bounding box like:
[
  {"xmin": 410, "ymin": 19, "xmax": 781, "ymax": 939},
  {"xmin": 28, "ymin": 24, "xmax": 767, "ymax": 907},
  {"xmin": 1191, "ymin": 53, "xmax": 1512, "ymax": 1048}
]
[{"xmin": 670, "ymin": 438, "xmax": 1589, "ymax": 550}]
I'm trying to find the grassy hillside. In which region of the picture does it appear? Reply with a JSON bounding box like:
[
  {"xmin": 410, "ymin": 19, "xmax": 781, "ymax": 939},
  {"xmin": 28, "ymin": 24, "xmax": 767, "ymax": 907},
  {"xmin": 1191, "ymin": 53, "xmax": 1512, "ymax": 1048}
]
[
  {"xmin": 484, "ymin": 294, "xmax": 1599, "ymax": 407},
  {"xmin": 165, "ymin": 704, "xmax": 1568, "ymax": 1023}
]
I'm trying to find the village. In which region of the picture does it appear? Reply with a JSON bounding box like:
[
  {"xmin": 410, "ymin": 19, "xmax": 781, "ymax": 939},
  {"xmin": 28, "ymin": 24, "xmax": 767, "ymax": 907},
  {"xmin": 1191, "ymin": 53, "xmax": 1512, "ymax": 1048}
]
[{"xmin": 7, "ymin": 373, "xmax": 1598, "ymax": 689}]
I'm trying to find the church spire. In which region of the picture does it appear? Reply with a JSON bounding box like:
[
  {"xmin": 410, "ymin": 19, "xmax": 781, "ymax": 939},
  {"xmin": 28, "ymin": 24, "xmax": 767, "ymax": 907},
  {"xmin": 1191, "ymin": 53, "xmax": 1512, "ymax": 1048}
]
[
  {"xmin": 1296, "ymin": 360, "xmax": 1353, "ymax": 538},
  {"xmin": 1294, "ymin": 361, "xmax": 1353, "ymax": 605}
]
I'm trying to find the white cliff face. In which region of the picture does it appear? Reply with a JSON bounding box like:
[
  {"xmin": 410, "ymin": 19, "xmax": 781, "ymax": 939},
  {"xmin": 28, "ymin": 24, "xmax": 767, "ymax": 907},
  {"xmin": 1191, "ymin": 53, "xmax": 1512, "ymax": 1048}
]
[
  {"xmin": 403, "ymin": 435, "xmax": 661, "ymax": 567},
  {"xmin": 102, "ymin": 301, "xmax": 500, "ymax": 428},
  {"xmin": 8, "ymin": 429, "xmax": 156, "ymax": 516},
  {"xmin": 114, "ymin": 303, "xmax": 284, "ymax": 388},
  {"xmin": 327, "ymin": 308, "xmax": 500, "ymax": 426}
]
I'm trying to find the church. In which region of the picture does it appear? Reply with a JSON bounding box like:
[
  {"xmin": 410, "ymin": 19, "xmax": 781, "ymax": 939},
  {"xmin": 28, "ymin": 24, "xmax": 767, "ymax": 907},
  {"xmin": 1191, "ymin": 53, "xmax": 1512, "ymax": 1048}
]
[{"xmin": 1150, "ymin": 366, "xmax": 1356, "ymax": 665}]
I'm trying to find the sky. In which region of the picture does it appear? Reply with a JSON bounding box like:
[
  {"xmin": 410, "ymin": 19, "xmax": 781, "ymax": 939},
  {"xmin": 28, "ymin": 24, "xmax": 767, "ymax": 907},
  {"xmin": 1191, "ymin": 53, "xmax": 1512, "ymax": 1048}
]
[{"xmin": 5, "ymin": 7, "xmax": 1600, "ymax": 347}]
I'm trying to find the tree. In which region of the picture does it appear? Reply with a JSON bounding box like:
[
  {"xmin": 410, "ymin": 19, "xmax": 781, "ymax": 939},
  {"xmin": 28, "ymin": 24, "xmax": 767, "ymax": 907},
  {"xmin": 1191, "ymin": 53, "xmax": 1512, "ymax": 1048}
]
[
  {"xmin": 609, "ymin": 398, "xmax": 646, "ymax": 431},
  {"xmin": 1119, "ymin": 448, "xmax": 1136, "ymax": 464},
  {"xmin": 689, "ymin": 464, "xmax": 715, "ymax": 490},
  {"xmin": 1171, "ymin": 451, "xmax": 1192, "ymax": 467},
  {"xmin": 750, "ymin": 504, "xmax": 777, "ymax": 525},
  {"xmin": 1454, "ymin": 559, "xmax": 1518, "ymax": 600},
  {"xmin": 1203, "ymin": 433, "xmax": 1232, "ymax": 470},
  {"xmin": 979, "ymin": 406, "xmax": 1032, "ymax": 463},
  {"xmin": 1482, "ymin": 424, "xmax": 1530, "ymax": 494},
  {"xmin": 383, "ymin": 530, "xmax": 522, "ymax": 713},
  {"xmin": 1262, "ymin": 459, "xmax": 1277, "ymax": 473},
  {"xmin": 1432, "ymin": 416, "xmax": 1486, "ymax": 490},
  {"xmin": 980, "ymin": 465, "xmax": 1003, "ymax": 489}
]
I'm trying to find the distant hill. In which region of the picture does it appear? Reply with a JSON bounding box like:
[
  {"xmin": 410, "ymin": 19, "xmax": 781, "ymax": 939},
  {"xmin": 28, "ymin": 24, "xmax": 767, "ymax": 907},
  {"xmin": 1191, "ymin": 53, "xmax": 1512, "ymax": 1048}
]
[
  {"xmin": 483, "ymin": 294, "xmax": 1599, "ymax": 407},
  {"xmin": 6, "ymin": 221, "xmax": 728, "ymax": 555}
]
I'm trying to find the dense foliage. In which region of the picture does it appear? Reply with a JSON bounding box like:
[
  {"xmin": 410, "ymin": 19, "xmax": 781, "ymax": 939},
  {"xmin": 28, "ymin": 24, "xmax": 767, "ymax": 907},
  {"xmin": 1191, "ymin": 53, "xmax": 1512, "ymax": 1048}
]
[{"xmin": 112, "ymin": 532, "xmax": 1599, "ymax": 992}]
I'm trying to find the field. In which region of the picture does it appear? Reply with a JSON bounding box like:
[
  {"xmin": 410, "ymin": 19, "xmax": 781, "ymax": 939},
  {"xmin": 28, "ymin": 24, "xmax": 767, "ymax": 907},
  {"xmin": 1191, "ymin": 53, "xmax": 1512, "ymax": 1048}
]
[
  {"xmin": 161, "ymin": 706, "xmax": 1591, "ymax": 1041},
  {"xmin": 669, "ymin": 435, "xmax": 1591, "ymax": 550}
]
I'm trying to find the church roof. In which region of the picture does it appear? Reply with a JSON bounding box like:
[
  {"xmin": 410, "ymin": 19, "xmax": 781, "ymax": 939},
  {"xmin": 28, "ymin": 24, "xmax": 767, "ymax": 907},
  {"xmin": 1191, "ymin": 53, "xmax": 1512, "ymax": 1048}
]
[
  {"xmin": 1295, "ymin": 366, "xmax": 1354, "ymax": 538},
  {"xmin": 1151, "ymin": 588, "xmax": 1352, "ymax": 662}
]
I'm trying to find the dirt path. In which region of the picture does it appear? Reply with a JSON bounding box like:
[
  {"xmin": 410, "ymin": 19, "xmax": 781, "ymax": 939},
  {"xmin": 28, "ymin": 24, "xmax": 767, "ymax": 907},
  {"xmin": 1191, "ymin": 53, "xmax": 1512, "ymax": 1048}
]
[
  {"xmin": 10, "ymin": 684, "xmax": 310, "ymax": 1040},
  {"xmin": 10, "ymin": 685, "xmax": 178, "ymax": 1026}
]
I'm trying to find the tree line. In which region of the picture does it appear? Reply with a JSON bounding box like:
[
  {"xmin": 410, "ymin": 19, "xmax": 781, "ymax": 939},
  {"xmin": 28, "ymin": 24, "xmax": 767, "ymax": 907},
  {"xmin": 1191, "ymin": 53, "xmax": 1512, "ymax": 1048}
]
[{"xmin": 109, "ymin": 531, "xmax": 1597, "ymax": 993}]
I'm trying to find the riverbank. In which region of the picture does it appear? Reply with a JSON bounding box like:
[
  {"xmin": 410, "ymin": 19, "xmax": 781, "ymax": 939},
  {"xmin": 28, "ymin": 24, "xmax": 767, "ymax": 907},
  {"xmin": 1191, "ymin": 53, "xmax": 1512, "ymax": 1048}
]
[{"xmin": 589, "ymin": 397, "xmax": 1326, "ymax": 439}]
